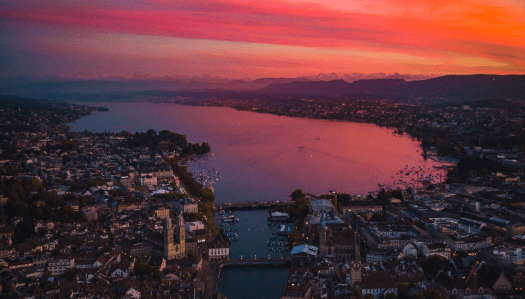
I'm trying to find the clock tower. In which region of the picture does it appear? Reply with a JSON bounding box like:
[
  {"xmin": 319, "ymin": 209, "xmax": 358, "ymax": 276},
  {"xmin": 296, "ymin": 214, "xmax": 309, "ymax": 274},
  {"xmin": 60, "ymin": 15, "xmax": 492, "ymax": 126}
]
[{"xmin": 350, "ymin": 231, "xmax": 361, "ymax": 288}]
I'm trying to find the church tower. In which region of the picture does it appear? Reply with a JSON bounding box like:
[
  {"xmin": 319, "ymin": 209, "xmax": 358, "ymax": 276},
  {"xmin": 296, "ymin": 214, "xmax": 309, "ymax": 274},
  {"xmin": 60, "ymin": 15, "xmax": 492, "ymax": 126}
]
[
  {"xmin": 177, "ymin": 215, "xmax": 186, "ymax": 258},
  {"xmin": 318, "ymin": 207, "xmax": 327, "ymax": 258},
  {"xmin": 164, "ymin": 217, "xmax": 176, "ymax": 260},
  {"xmin": 350, "ymin": 228, "xmax": 362, "ymax": 288}
]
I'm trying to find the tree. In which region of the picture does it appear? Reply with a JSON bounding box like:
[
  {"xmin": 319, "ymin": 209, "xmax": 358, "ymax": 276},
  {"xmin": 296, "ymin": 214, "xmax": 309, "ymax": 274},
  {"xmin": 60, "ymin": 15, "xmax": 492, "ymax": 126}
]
[
  {"xmin": 14, "ymin": 219, "xmax": 35, "ymax": 242},
  {"xmin": 134, "ymin": 262, "xmax": 153, "ymax": 279},
  {"xmin": 23, "ymin": 178, "xmax": 44, "ymax": 194},
  {"xmin": 291, "ymin": 189, "xmax": 305, "ymax": 201},
  {"xmin": 354, "ymin": 288, "xmax": 363, "ymax": 299},
  {"xmin": 4, "ymin": 198, "xmax": 28, "ymax": 218},
  {"xmin": 43, "ymin": 270, "xmax": 52, "ymax": 279},
  {"xmin": 199, "ymin": 188, "xmax": 215, "ymax": 202},
  {"xmin": 152, "ymin": 269, "xmax": 163, "ymax": 281},
  {"xmin": 62, "ymin": 268, "xmax": 77, "ymax": 279},
  {"xmin": 397, "ymin": 282, "xmax": 410, "ymax": 299},
  {"xmin": 422, "ymin": 255, "xmax": 449, "ymax": 277},
  {"xmin": 201, "ymin": 142, "xmax": 211, "ymax": 153},
  {"xmin": 5, "ymin": 164, "xmax": 16, "ymax": 175},
  {"xmin": 62, "ymin": 154, "xmax": 72, "ymax": 165},
  {"xmin": 423, "ymin": 289, "xmax": 444, "ymax": 299},
  {"xmin": 62, "ymin": 139, "xmax": 75, "ymax": 150},
  {"xmin": 385, "ymin": 293, "xmax": 397, "ymax": 299}
]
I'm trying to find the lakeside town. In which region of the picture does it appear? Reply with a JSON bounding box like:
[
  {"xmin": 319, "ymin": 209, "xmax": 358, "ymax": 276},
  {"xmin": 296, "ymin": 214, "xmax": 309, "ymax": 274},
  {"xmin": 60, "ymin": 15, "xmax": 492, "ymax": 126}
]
[{"xmin": 0, "ymin": 96, "xmax": 525, "ymax": 299}]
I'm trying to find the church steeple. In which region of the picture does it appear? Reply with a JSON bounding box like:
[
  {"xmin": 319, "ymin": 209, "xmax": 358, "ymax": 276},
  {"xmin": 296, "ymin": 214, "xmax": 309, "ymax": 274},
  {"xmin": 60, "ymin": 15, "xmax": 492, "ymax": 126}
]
[
  {"xmin": 178, "ymin": 215, "xmax": 186, "ymax": 253},
  {"xmin": 350, "ymin": 223, "xmax": 362, "ymax": 288},
  {"xmin": 319, "ymin": 205, "xmax": 327, "ymax": 258},
  {"xmin": 320, "ymin": 205, "xmax": 326, "ymax": 232},
  {"xmin": 354, "ymin": 227, "xmax": 360, "ymax": 261},
  {"xmin": 164, "ymin": 217, "xmax": 175, "ymax": 260}
]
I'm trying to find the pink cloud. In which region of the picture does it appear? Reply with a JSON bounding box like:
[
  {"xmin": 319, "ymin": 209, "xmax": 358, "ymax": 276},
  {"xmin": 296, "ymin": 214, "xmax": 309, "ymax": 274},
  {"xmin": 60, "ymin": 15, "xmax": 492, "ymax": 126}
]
[{"xmin": 1, "ymin": 0, "xmax": 524, "ymax": 77}]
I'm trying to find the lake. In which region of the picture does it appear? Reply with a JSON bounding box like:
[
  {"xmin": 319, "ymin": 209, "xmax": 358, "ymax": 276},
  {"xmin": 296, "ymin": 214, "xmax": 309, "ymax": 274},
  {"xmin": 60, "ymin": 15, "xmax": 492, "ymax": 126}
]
[
  {"xmin": 69, "ymin": 102, "xmax": 443, "ymax": 203},
  {"xmin": 69, "ymin": 102, "xmax": 444, "ymax": 298}
]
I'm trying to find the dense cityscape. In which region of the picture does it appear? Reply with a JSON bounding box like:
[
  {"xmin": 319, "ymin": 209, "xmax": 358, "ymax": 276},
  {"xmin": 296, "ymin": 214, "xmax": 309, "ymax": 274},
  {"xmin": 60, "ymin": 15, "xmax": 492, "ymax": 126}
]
[
  {"xmin": 0, "ymin": 95, "xmax": 523, "ymax": 299},
  {"xmin": 2, "ymin": 0, "xmax": 525, "ymax": 297}
]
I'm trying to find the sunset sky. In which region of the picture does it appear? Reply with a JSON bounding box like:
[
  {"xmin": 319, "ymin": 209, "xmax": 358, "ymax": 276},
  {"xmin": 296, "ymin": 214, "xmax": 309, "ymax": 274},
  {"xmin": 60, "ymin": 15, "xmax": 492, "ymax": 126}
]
[{"xmin": 1, "ymin": 0, "xmax": 524, "ymax": 79}]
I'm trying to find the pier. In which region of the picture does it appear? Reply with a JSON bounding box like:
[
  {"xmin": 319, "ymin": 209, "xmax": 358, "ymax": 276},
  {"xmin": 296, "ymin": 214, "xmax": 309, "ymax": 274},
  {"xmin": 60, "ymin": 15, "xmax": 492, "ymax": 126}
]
[{"xmin": 214, "ymin": 200, "xmax": 296, "ymax": 210}]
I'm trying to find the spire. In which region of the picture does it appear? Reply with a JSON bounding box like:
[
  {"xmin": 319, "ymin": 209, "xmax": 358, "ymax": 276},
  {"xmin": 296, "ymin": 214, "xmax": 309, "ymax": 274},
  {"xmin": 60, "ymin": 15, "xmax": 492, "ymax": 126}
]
[
  {"xmin": 320, "ymin": 204, "xmax": 326, "ymax": 231},
  {"xmin": 165, "ymin": 217, "xmax": 172, "ymax": 230},
  {"xmin": 354, "ymin": 227, "xmax": 360, "ymax": 261}
]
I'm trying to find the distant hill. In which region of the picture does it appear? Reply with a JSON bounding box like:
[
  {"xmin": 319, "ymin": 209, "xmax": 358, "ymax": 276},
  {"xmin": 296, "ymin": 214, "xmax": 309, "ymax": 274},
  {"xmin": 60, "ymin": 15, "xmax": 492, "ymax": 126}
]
[
  {"xmin": 392, "ymin": 75, "xmax": 525, "ymax": 99},
  {"xmin": 255, "ymin": 75, "xmax": 525, "ymax": 99}
]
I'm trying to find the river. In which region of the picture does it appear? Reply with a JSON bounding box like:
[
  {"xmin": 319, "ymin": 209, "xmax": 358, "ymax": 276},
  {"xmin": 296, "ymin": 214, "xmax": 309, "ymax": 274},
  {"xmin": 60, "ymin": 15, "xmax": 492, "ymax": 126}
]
[
  {"xmin": 216, "ymin": 210, "xmax": 290, "ymax": 299},
  {"xmin": 69, "ymin": 102, "xmax": 443, "ymax": 203}
]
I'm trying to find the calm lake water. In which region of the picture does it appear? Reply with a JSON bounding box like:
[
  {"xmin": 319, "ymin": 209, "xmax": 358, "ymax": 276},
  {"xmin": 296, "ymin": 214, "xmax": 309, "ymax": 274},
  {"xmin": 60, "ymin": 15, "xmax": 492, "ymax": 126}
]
[{"xmin": 69, "ymin": 102, "xmax": 443, "ymax": 203}]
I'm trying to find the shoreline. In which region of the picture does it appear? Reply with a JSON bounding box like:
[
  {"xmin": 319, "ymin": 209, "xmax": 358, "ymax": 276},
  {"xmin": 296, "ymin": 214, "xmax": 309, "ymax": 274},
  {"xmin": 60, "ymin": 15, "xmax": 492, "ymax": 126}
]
[{"xmin": 71, "ymin": 100, "xmax": 450, "ymax": 196}]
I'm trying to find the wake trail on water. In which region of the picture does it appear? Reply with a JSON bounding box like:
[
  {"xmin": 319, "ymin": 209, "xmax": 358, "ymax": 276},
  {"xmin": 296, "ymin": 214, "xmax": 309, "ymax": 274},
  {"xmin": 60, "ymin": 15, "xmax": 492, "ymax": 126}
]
[
  {"xmin": 300, "ymin": 146, "xmax": 357, "ymax": 165},
  {"xmin": 233, "ymin": 136, "xmax": 350, "ymax": 166}
]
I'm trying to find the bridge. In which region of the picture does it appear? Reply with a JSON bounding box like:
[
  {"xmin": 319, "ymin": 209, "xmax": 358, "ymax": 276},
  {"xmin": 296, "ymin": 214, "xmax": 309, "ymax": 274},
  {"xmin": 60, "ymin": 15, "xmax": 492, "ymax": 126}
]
[
  {"xmin": 214, "ymin": 257, "xmax": 291, "ymax": 294},
  {"xmin": 214, "ymin": 200, "xmax": 296, "ymax": 210},
  {"xmin": 221, "ymin": 257, "xmax": 290, "ymax": 267}
]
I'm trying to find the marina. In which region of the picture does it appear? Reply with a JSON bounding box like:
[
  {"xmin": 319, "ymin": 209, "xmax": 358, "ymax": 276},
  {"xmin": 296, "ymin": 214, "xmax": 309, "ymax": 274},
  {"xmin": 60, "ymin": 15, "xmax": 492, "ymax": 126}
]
[{"xmin": 193, "ymin": 153, "xmax": 222, "ymax": 189}]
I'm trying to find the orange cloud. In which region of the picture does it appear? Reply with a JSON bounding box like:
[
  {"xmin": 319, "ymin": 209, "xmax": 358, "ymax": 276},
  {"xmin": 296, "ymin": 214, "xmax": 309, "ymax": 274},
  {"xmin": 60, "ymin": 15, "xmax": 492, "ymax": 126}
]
[{"xmin": 1, "ymin": 0, "xmax": 524, "ymax": 77}]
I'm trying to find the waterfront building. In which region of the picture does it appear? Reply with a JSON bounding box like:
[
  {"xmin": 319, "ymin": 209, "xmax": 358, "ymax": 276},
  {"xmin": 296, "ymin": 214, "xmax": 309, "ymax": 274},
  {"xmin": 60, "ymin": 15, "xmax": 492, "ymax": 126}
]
[
  {"xmin": 339, "ymin": 200, "xmax": 382, "ymax": 219},
  {"xmin": 268, "ymin": 210, "xmax": 291, "ymax": 222},
  {"xmin": 207, "ymin": 234, "xmax": 229, "ymax": 262}
]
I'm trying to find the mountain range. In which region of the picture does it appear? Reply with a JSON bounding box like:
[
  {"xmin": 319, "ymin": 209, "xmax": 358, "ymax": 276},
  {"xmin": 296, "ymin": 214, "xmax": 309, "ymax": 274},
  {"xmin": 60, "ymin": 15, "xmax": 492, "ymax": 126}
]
[
  {"xmin": 1, "ymin": 74, "xmax": 524, "ymax": 101},
  {"xmin": 257, "ymin": 75, "xmax": 525, "ymax": 99}
]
